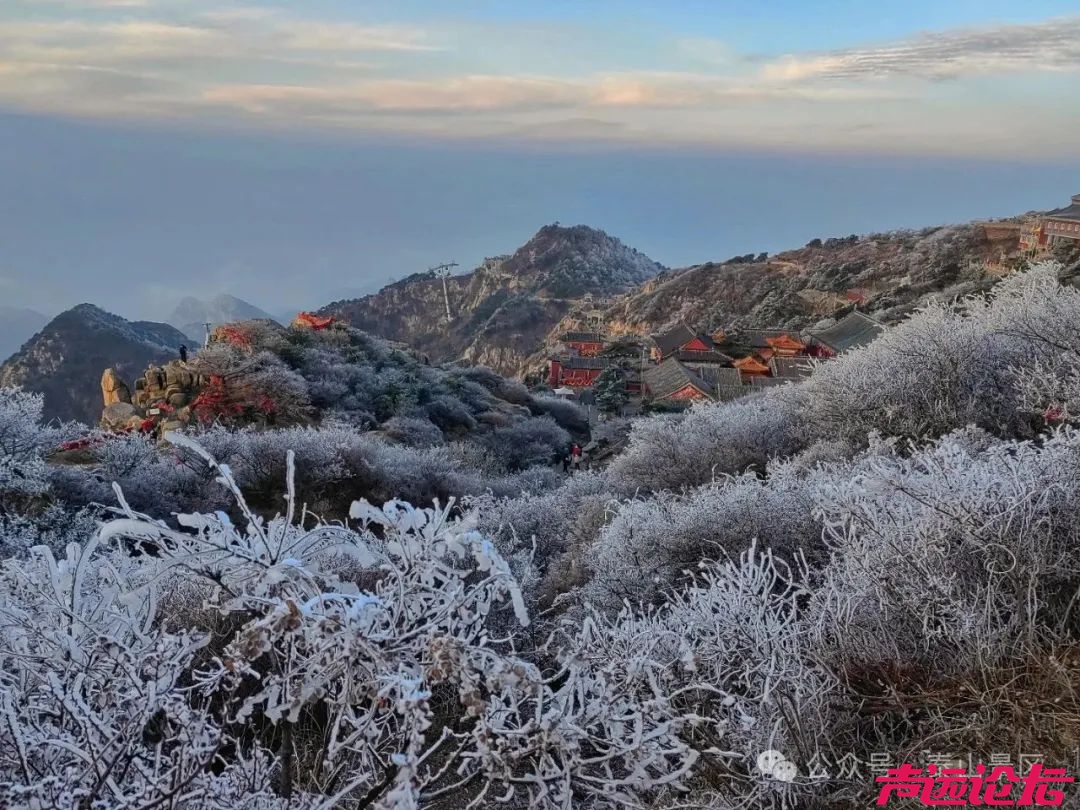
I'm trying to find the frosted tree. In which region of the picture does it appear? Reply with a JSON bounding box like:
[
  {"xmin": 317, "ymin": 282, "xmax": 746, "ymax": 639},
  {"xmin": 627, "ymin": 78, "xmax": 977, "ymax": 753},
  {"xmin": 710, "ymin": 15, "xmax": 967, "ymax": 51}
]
[{"xmin": 0, "ymin": 387, "xmax": 66, "ymax": 500}]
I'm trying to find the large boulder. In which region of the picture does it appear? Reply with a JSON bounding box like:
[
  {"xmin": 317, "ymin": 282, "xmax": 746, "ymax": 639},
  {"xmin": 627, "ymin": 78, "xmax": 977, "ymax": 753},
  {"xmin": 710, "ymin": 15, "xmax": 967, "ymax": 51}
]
[
  {"xmin": 100, "ymin": 368, "xmax": 132, "ymax": 407},
  {"xmin": 101, "ymin": 401, "xmax": 138, "ymax": 430}
]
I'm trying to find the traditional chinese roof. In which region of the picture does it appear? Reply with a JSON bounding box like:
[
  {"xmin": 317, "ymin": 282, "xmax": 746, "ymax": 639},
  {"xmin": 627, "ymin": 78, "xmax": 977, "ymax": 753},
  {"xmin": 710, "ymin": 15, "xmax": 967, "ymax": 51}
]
[
  {"xmin": 689, "ymin": 365, "xmax": 742, "ymax": 389},
  {"xmin": 554, "ymin": 355, "xmax": 611, "ymax": 370},
  {"xmin": 643, "ymin": 358, "xmax": 714, "ymax": 400},
  {"xmin": 765, "ymin": 333, "xmax": 806, "ymax": 352},
  {"xmin": 771, "ymin": 356, "xmax": 814, "ymax": 379},
  {"xmin": 733, "ymin": 356, "xmax": 771, "ymax": 374},
  {"xmin": 736, "ymin": 329, "xmax": 795, "ymax": 349},
  {"xmin": 651, "ymin": 323, "xmax": 717, "ymax": 356},
  {"xmin": 1046, "ymin": 194, "xmax": 1080, "ymax": 223},
  {"xmin": 293, "ymin": 312, "xmax": 335, "ymax": 330},
  {"xmin": 561, "ymin": 331, "xmax": 605, "ymax": 344},
  {"xmin": 674, "ymin": 347, "xmax": 733, "ymax": 364},
  {"xmin": 810, "ymin": 311, "xmax": 884, "ymax": 353}
]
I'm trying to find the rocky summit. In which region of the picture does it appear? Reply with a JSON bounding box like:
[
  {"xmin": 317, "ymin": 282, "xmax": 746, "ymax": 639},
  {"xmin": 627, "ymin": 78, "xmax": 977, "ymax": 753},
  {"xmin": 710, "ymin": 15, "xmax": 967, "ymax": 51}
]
[
  {"xmin": 0, "ymin": 304, "xmax": 188, "ymax": 424},
  {"xmin": 320, "ymin": 224, "xmax": 663, "ymax": 376}
]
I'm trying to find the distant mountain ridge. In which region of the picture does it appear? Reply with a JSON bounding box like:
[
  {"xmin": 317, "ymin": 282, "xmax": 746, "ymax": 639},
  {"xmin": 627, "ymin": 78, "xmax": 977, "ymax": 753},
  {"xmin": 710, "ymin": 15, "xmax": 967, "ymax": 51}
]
[
  {"xmin": 0, "ymin": 304, "xmax": 187, "ymax": 424},
  {"xmin": 320, "ymin": 224, "xmax": 664, "ymax": 375},
  {"xmin": 167, "ymin": 294, "xmax": 277, "ymax": 342}
]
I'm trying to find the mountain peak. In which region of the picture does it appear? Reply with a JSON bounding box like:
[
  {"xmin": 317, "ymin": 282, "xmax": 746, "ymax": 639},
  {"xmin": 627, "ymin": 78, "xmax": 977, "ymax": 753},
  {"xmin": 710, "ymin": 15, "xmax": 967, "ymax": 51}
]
[
  {"xmin": 321, "ymin": 223, "xmax": 663, "ymax": 375},
  {"xmin": 495, "ymin": 223, "xmax": 663, "ymax": 297},
  {"xmin": 167, "ymin": 295, "xmax": 276, "ymax": 341},
  {"xmin": 0, "ymin": 304, "xmax": 187, "ymax": 424}
]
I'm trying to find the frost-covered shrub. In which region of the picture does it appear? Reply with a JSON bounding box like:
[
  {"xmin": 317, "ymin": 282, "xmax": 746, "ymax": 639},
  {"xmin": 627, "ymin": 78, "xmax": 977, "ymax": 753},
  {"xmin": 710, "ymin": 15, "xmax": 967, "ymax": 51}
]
[
  {"xmin": 0, "ymin": 504, "xmax": 99, "ymax": 558},
  {"xmin": 610, "ymin": 387, "xmax": 807, "ymax": 491},
  {"xmin": 421, "ymin": 393, "xmax": 477, "ymax": 434},
  {"xmin": 382, "ymin": 415, "xmax": 444, "ymax": 448},
  {"xmin": 529, "ymin": 394, "xmax": 589, "ymax": 436},
  {"xmin": 471, "ymin": 470, "xmax": 622, "ymax": 607},
  {"xmin": 0, "ymin": 530, "xmax": 277, "ymax": 809},
  {"xmin": 810, "ymin": 427, "xmax": 1080, "ymax": 672},
  {"xmin": 0, "ymin": 435, "xmax": 707, "ymax": 808},
  {"xmin": 574, "ymin": 543, "xmax": 837, "ymax": 809},
  {"xmin": 485, "ymin": 415, "xmax": 570, "ymax": 472},
  {"xmin": 802, "ymin": 263, "xmax": 1080, "ymax": 445},
  {"xmin": 804, "ymin": 300, "xmax": 1026, "ymax": 443},
  {"xmin": 457, "ymin": 365, "xmax": 531, "ymax": 405},
  {"xmin": 583, "ymin": 467, "xmax": 822, "ymax": 612},
  {"xmin": 91, "ymin": 429, "xmax": 157, "ymax": 479},
  {"xmin": 193, "ymin": 345, "xmax": 311, "ymax": 425}
]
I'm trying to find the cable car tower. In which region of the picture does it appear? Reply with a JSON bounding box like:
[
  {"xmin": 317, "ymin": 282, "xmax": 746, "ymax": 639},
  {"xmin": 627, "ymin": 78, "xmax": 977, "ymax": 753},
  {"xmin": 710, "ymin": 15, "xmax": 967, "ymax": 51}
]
[{"xmin": 430, "ymin": 262, "xmax": 459, "ymax": 321}]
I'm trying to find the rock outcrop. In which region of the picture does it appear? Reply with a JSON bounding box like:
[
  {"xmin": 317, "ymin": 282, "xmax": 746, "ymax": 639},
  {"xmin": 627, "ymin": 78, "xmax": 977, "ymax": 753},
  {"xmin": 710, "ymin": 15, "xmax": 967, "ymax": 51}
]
[
  {"xmin": 100, "ymin": 368, "xmax": 131, "ymax": 406},
  {"xmin": 133, "ymin": 361, "xmax": 200, "ymax": 411},
  {"xmin": 97, "ymin": 360, "xmax": 204, "ymax": 433},
  {"xmin": 101, "ymin": 401, "xmax": 140, "ymax": 431}
]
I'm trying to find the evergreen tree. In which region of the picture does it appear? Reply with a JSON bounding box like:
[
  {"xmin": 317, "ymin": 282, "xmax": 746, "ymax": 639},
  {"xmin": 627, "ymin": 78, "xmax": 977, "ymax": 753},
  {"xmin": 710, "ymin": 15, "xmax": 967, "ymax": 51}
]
[{"xmin": 594, "ymin": 366, "xmax": 627, "ymax": 413}]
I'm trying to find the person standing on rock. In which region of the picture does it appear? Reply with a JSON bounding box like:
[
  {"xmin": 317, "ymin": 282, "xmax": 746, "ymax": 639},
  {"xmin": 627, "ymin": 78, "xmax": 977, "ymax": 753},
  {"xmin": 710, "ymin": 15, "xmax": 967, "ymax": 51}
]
[{"xmin": 179, "ymin": 344, "xmax": 188, "ymax": 363}]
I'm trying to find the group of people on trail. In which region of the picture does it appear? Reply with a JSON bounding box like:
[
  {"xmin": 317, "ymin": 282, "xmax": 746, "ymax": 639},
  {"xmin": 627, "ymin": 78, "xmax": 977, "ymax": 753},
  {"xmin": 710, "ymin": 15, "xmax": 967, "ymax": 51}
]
[{"xmin": 560, "ymin": 443, "xmax": 583, "ymax": 473}]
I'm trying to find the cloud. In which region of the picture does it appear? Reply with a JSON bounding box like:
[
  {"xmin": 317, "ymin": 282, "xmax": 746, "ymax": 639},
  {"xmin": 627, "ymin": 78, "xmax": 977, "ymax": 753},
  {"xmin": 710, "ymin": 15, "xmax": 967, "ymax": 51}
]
[
  {"xmin": 0, "ymin": 12, "xmax": 438, "ymax": 71},
  {"xmin": 0, "ymin": 5, "xmax": 1077, "ymax": 156},
  {"xmin": 762, "ymin": 15, "xmax": 1080, "ymax": 82},
  {"xmin": 19, "ymin": 0, "xmax": 152, "ymax": 7},
  {"xmin": 200, "ymin": 71, "xmax": 898, "ymax": 121},
  {"xmin": 278, "ymin": 21, "xmax": 438, "ymax": 53}
]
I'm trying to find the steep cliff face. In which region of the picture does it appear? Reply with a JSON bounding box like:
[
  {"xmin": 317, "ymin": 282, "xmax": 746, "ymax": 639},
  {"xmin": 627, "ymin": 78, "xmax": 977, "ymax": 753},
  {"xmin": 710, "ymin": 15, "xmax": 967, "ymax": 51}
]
[
  {"xmin": 320, "ymin": 224, "xmax": 663, "ymax": 375},
  {"xmin": 0, "ymin": 304, "xmax": 187, "ymax": 424}
]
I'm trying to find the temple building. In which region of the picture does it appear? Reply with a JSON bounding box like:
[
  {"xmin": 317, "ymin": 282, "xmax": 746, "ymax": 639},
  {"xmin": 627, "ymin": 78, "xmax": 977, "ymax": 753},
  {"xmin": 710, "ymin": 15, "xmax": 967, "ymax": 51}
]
[
  {"xmin": 560, "ymin": 331, "xmax": 606, "ymax": 357},
  {"xmin": 1044, "ymin": 194, "xmax": 1080, "ymax": 245},
  {"xmin": 643, "ymin": 358, "xmax": 716, "ymax": 402},
  {"xmin": 650, "ymin": 324, "xmax": 730, "ymax": 364},
  {"xmin": 548, "ymin": 356, "xmax": 609, "ymax": 388},
  {"xmin": 733, "ymin": 355, "xmax": 771, "ymax": 379}
]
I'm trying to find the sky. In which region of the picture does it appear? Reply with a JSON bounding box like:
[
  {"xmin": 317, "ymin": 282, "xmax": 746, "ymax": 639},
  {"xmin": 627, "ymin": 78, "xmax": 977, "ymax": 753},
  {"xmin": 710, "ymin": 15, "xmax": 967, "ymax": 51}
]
[{"xmin": 1, "ymin": 0, "xmax": 1079, "ymax": 319}]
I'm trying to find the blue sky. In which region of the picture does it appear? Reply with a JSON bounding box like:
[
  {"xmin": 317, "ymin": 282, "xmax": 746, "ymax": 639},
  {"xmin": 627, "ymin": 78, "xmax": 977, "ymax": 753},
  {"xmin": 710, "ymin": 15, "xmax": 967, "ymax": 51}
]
[{"xmin": 0, "ymin": 1, "xmax": 1078, "ymax": 318}]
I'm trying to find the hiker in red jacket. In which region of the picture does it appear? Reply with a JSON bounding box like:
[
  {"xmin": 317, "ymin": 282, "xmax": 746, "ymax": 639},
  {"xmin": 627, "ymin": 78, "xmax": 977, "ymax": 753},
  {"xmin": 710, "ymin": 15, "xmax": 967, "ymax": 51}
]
[{"xmin": 570, "ymin": 443, "xmax": 582, "ymax": 469}]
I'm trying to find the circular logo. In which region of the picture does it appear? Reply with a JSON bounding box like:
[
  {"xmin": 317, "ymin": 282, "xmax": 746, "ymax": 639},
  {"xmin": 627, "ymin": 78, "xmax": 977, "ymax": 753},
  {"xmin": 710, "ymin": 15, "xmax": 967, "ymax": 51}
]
[{"xmin": 757, "ymin": 749, "xmax": 798, "ymax": 781}]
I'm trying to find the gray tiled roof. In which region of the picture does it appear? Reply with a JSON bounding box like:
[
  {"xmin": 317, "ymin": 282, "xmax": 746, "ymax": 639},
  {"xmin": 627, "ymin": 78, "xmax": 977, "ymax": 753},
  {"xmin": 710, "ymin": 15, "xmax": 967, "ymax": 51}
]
[
  {"xmin": 1047, "ymin": 200, "xmax": 1080, "ymax": 222},
  {"xmin": 771, "ymin": 356, "xmax": 814, "ymax": 379},
  {"xmin": 651, "ymin": 323, "xmax": 716, "ymax": 356},
  {"xmin": 690, "ymin": 365, "xmax": 742, "ymax": 388},
  {"xmin": 643, "ymin": 358, "xmax": 713, "ymax": 400},
  {"xmin": 674, "ymin": 348, "xmax": 733, "ymax": 364},
  {"xmin": 809, "ymin": 311, "xmax": 884, "ymax": 353}
]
